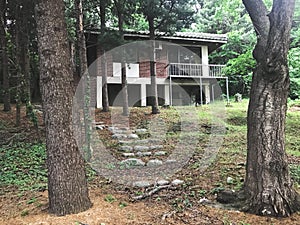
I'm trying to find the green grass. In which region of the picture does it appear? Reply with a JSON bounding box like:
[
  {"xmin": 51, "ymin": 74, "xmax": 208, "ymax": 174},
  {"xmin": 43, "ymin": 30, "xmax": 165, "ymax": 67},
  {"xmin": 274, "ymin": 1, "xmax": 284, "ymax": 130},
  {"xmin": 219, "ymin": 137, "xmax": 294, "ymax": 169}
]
[
  {"xmin": 0, "ymin": 100, "xmax": 299, "ymax": 193},
  {"xmin": 286, "ymin": 112, "xmax": 300, "ymax": 157}
]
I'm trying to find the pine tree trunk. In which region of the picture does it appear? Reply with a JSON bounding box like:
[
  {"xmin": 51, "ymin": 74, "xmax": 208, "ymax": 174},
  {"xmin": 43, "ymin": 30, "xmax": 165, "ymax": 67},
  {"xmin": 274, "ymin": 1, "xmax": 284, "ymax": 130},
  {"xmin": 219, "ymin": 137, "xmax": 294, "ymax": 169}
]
[
  {"xmin": 35, "ymin": 0, "xmax": 92, "ymax": 216},
  {"xmin": 15, "ymin": 5, "xmax": 22, "ymax": 127},
  {"xmin": 100, "ymin": 0, "xmax": 106, "ymax": 31},
  {"xmin": 101, "ymin": 49, "xmax": 109, "ymax": 112},
  {"xmin": 0, "ymin": 0, "xmax": 10, "ymax": 112},
  {"xmin": 148, "ymin": 18, "xmax": 159, "ymax": 114},
  {"xmin": 115, "ymin": 2, "xmax": 129, "ymax": 116},
  {"xmin": 242, "ymin": 0, "xmax": 300, "ymax": 217},
  {"xmin": 99, "ymin": 1, "xmax": 109, "ymax": 112},
  {"xmin": 75, "ymin": 0, "xmax": 91, "ymax": 159},
  {"xmin": 21, "ymin": 13, "xmax": 31, "ymax": 116},
  {"xmin": 121, "ymin": 61, "xmax": 129, "ymax": 116}
]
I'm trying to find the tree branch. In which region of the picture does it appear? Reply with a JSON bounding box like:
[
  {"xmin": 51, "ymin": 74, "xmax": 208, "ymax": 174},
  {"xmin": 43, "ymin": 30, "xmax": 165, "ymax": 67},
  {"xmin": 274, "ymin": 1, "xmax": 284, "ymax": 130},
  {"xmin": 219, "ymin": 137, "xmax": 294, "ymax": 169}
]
[
  {"xmin": 265, "ymin": 0, "xmax": 295, "ymax": 69},
  {"xmin": 155, "ymin": 0, "xmax": 176, "ymax": 30},
  {"xmin": 242, "ymin": 0, "xmax": 270, "ymax": 40}
]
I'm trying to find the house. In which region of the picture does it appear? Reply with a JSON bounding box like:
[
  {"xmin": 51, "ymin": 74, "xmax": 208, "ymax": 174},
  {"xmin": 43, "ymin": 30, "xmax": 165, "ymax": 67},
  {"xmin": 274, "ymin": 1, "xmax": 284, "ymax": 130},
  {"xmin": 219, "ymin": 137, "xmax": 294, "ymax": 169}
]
[{"xmin": 85, "ymin": 30, "xmax": 228, "ymax": 108}]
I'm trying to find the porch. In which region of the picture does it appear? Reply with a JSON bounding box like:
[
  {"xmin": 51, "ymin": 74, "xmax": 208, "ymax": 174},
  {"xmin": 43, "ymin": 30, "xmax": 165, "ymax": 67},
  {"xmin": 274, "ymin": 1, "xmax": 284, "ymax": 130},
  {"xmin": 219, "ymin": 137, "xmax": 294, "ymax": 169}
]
[
  {"xmin": 168, "ymin": 63, "xmax": 226, "ymax": 78},
  {"xmin": 168, "ymin": 63, "xmax": 229, "ymax": 105}
]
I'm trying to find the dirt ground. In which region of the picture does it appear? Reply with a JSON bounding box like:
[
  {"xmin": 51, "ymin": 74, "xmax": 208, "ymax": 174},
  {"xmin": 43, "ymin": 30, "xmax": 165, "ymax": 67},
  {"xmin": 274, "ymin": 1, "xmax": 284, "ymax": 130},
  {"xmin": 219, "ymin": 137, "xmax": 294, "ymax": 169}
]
[
  {"xmin": 0, "ymin": 105, "xmax": 300, "ymax": 225},
  {"xmin": 1, "ymin": 187, "xmax": 300, "ymax": 225}
]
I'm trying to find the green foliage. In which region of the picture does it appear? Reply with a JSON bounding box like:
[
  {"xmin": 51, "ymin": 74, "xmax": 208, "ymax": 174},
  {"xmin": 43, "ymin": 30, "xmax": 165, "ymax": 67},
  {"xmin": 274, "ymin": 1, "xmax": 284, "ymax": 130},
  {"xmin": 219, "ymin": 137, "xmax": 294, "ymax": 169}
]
[
  {"xmin": 0, "ymin": 143, "xmax": 47, "ymax": 191},
  {"xmin": 223, "ymin": 50, "xmax": 255, "ymax": 96},
  {"xmin": 104, "ymin": 194, "xmax": 117, "ymax": 203},
  {"xmin": 98, "ymin": 30, "xmax": 126, "ymax": 51},
  {"xmin": 119, "ymin": 201, "xmax": 128, "ymax": 208},
  {"xmin": 290, "ymin": 165, "xmax": 300, "ymax": 185},
  {"xmin": 195, "ymin": 0, "xmax": 252, "ymax": 34},
  {"xmin": 138, "ymin": 0, "xmax": 197, "ymax": 34},
  {"xmin": 288, "ymin": 47, "xmax": 300, "ymax": 99}
]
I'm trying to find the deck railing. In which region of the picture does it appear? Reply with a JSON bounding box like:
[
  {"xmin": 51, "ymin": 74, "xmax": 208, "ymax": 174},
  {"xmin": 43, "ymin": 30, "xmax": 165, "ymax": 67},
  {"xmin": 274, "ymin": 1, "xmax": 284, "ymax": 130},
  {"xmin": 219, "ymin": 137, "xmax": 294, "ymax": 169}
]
[{"xmin": 169, "ymin": 63, "xmax": 225, "ymax": 77}]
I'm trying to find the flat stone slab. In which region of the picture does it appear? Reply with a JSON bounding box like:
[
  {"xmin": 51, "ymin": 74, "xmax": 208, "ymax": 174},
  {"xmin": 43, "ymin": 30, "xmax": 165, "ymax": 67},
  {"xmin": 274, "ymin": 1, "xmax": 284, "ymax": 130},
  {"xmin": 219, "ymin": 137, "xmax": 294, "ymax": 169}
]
[
  {"xmin": 135, "ymin": 129, "xmax": 148, "ymax": 134},
  {"xmin": 171, "ymin": 179, "xmax": 184, "ymax": 185},
  {"xmin": 148, "ymin": 139, "xmax": 161, "ymax": 143},
  {"xmin": 128, "ymin": 134, "xmax": 139, "ymax": 139},
  {"xmin": 133, "ymin": 139, "xmax": 151, "ymax": 145},
  {"xmin": 113, "ymin": 129, "xmax": 130, "ymax": 134},
  {"xmin": 120, "ymin": 158, "xmax": 145, "ymax": 167},
  {"xmin": 166, "ymin": 159, "xmax": 177, "ymax": 164},
  {"xmin": 95, "ymin": 125, "xmax": 105, "ymax": 130},
  {"xmin": 119, "ymin": 146, "xmax": 133, "ymax": 152},
  {"xmin": 122, "ymin": 153, "xmax": 135, "ymax": 157},
  {"xmin": 118, "ymin": 140, "xmax": 134, "ymax": 145},
  {"xmin": 108, "ymin": 126, "xmax": 118, "ymax": 132},
  {"xmin": 157, "ymin": 179, "xmax": 169, "ymax": 186},
  {"xmin": 133, "ymin": 181, "xmax": 152, "ymax": 188},
  {"xmin": 147, "ymin": 159, "xmax": 163, "ymax": 167},
  {"xmin": 149, "ymin": 145, "xmax": 164, "ymax": 150},
  {"xmin": 112, "ymin": 134, "xmax": 128, "ymax": 139},
  {"xmin": 134, "ymin": 146, "xmax": 150, "ymax": 152},
  {"xmin": 135, "ymin": 151, "xmax": 152, "ymax": 157},
  {"xmin": 154, "ymin": 151, "xmax": 167, "ymax": 156}
]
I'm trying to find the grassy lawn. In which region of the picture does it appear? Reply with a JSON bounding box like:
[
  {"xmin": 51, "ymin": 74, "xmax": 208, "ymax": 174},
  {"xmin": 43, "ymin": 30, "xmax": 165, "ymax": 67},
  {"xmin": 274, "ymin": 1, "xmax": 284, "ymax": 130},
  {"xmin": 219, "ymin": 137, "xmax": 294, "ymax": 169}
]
[{"xmin": 0, "ymin": 100, "xmax": 299, "ymax": 224}]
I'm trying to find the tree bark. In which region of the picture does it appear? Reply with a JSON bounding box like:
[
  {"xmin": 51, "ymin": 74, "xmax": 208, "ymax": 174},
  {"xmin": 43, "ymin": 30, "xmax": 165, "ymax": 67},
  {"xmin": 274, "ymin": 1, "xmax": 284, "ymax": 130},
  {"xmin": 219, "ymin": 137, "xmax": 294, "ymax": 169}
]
[
  {"xmin": 22, "ymin": 1, "xmax": 32, "ymax": 116},
  {"xmin": 0, "ymin": 0, "xmax": 10, "ymax": 112},
  {"xmin": 99, "ymin": 1, "xmax": 109, "ymax": 112},
  {"xmin": 35, "ymin": 0, "xmax": 92, "ymax": 216},
  {"xmin": 148, "ymin": 17, "xmax": 160, "ymax": 114},
  {"xmin": 121, "ymin": 61, "xmax": 129, "ymax": 116},
  {"xmin": 100, "ymin": 0, "xmax": 106, "ymax": 31},
  {"xmin": 101, "ymin": 49, "xmax": 109, "ymax": 112},
  {"xmin": 75, "ymin": 0, "xmax": 91, "ymax": 159},
  {"xmin": 115, "ymin": 0, "xmax": 129, "ymax": 116},
  {"xmin": 242, "ymin": 0, "xmax": 300, "ymax": 217}
]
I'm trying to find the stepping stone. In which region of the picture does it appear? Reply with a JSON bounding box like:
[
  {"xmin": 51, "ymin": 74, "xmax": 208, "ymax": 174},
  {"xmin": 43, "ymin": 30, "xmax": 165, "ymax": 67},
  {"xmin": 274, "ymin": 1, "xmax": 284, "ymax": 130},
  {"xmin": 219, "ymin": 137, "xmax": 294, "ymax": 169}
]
[
  {"xmin": 119, "ymin": 127, "xmax": 129, "ymax": 130},
  {"xmin": 147, "ymin": 159, "xmax": 163, "ymax": 167},
  {"xmin": 119, "ymin": 140, "xmax": 134, "ymax": 145},
  {"xmin": 134, "ymin": 139, "xmax": 150, "ymax": 144},
  {"xmin": 120, "ymin": 158, "xmax": 145, "ymax": 167},
  {"xmin": 148, "ymin": 139, "xmax": 161, "ymax": 144},
  {"xmin": 135, "ymin": 151, "xmax": 152, "ymax": 157},
  {"xmin": 94, "ymin": 121, "xmax": 104, "ymax": 125},
  {"xmin": 154, "ymin": 151, "xmax": 167, "ymax": 156},
  {"xmin": 122, "ymin": 153, "xmax": 135, "ymax": 157},
  {"xmin": 95, "ymin": 125, "xmax": 105, "ymax": 130},
  {"xmin": 166, "ymin": 159, "xmax": 177, "ymax": 164},
  {"xmin": 149, "ymin": 145, "xmax": 164, "ymax": 150},
  {"xmin": 112, "ymin": 134, "xmax": 127, "ymax": 139},
  {"xmin": 134, "ymin": 146, "xmax": 150, "ymax": 151},
  {"xmin": 113, "ymin": 129, "xmax": 129, "ymax": 134},
  {"xmin": 135, "ymin": 129, "xmax": 148, "ymax": 134},
  {"xmin": 133, "ymin": 181, "xmax": 152, "ymax": 188},
  {"xmin": 157, "ymin": 179, "xmax": 169, "ymax": 186},
  {"xmin": 119, "ymin": 146, "xmax": 133, "ymax": 152},
  {"xmin": 128, "ymin": 134, "xmax": 139, "ymax": 139},
  {"xmin": 108, "ymin": 126, "xmax": 118, "ymax": 132},
  {"xmin": 171, "ymin": 179, "xmax": 184, "ymax": 185}
]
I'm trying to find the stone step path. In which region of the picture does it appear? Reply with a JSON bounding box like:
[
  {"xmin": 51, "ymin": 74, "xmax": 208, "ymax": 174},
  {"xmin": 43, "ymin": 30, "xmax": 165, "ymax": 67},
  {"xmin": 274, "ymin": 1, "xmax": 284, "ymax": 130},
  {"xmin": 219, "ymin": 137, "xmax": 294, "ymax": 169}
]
[{"xmin": 106, "ymin": 125, "xmax": 184, "ymax": 188}]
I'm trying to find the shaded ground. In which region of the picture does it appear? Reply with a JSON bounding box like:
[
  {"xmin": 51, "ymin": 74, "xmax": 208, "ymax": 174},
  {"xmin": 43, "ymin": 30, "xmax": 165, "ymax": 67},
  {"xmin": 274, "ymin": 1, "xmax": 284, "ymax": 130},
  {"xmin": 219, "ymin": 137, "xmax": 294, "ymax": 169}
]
[{"xmin": 0, "ymin": 103, "xmax": 300, "ymax": 224}]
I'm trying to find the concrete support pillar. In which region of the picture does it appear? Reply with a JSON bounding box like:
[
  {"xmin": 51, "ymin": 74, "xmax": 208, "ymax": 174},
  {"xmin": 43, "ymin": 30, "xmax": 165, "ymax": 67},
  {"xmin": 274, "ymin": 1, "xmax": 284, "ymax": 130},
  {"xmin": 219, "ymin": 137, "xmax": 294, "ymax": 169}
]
[
  {"xmin": 96, "ymin": 76, "xmax": 102, "ymax": 108},
  {"xmin": 141, "ymin": 84, "xmax": 147, "ymax": 106},
  {"xmin": 164, "ymin": 85, "xmax": 170, "ymax": 105},
  {"xmin": 204, "ymin": 84, "xmax": 210, "ymax": 104},
  {"xmin": 169, "ymin": 77, "xmax": 173, "ymax": 106},
  {"xmin": 201, "ymin": 46, "xmax": 209, "ymax": 77}
]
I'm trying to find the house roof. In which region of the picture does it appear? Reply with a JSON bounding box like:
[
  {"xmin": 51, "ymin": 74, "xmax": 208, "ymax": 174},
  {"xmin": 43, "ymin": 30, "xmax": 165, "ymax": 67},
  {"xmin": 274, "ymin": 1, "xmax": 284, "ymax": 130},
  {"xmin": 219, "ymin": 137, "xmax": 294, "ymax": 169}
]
[
  {"xmin": 123, "ymin": 30, "xmax": 228, "ymax": 44},
  {"xmin": 85, "ymin": 29, "xmax": 227, "ymax": 53}
]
